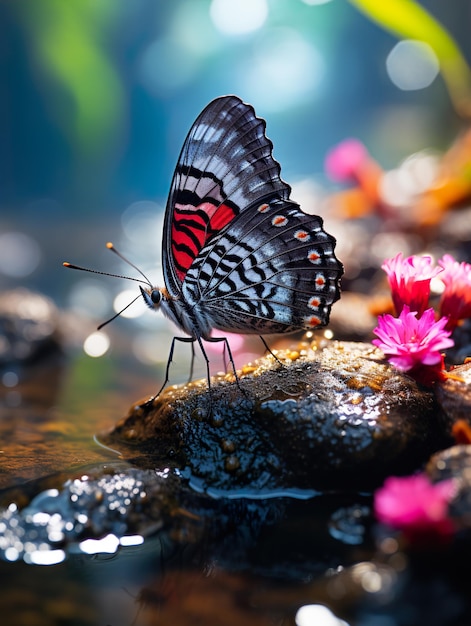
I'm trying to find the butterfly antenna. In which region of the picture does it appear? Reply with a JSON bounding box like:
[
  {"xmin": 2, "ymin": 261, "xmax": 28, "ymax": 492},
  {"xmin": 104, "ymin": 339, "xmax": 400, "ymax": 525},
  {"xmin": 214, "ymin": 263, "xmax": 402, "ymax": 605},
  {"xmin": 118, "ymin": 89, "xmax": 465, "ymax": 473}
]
[
  {"xmin": 63, "ymin": 242, "xmax": 153, "ymax": 287},
  {"xmin": 62, "ymin": 261, "xmax": 150, "ymax": 285},
  {"xmin": 97, "ymin": 293, "xmax": 143, "ymax": 330},
  {"xmin": 105, "ymin": 242, "xmax": 152, "ymax": 287}
]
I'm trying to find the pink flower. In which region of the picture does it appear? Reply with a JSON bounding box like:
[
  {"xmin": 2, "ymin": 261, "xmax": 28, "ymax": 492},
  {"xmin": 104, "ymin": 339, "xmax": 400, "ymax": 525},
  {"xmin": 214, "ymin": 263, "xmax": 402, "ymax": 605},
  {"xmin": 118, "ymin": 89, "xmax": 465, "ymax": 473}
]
[
  {"xmin": 374, "ymin": 474, "xmax": 456, "ymax": 543},
  {"xmin": 372, "ymin": 306, "xmax": 454, "ymax": 371},
  {"xmin": 438, "ymin": 254, "xmax": 471, "ymax": 330},
  {"xmin": 372, "ymin": 306, "xmax": 454, "ymax": 385},
  {"xmin": 382, "ymin": 253, "xmax": 443, "ymax": 317},
  {"xmin": 324, "ymin": 139, "xmax": 369, "ymax": 182}
]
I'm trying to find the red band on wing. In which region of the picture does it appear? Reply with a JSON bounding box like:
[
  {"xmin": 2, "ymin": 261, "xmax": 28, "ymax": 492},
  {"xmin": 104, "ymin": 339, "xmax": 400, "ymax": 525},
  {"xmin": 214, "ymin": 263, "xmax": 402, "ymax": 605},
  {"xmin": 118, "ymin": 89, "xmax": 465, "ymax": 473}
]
[
  {"xmin": 171, "ymin": 202, "xmax": 238, "ymax": 282},
  {"xmin": 208, "ymin": 203, "xmax": 237, "ymax": 231}
]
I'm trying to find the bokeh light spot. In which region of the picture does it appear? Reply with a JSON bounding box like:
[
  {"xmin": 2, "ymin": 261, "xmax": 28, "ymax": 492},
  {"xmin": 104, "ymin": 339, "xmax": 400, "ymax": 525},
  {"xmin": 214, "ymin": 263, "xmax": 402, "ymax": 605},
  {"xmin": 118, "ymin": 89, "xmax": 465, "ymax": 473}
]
[
  {"xmin": 210, "ymin": 0, "xmax": 268, "ymax": 35},
  {"xmin": 83, "ymin": 331, "xmax": 110, "ymax": 358},
  {"xmin": 121, "ymin": 201, "xmax": 162, "ymax": 245},
  {"xmin": 386, "ymin": 40, "xmax": 439, "ymax": 90},
  {"xmin": 68, "ymin": 280, "xmax": 110, "ymax": 318},
  {"xmin": 113, "ymin": 289, "xmax": 142, "ymax": 319},
  {"xmin": 2, "ymin": 372, "xmax": 19, "ymax": 388},
  {"xmin": 0, "ymin": 232, "xmax": 41, "ymax": 278},
  {"xmin": 4, "ymin": 547, "xmax": 20, "ymax": 562},
  {"xmin": 380, "ymin": 150, "xmax": 440, "ymax": 207},
  {"xmin": 242, "ymin": 29, "xmax": 324, "ymax": 111}
]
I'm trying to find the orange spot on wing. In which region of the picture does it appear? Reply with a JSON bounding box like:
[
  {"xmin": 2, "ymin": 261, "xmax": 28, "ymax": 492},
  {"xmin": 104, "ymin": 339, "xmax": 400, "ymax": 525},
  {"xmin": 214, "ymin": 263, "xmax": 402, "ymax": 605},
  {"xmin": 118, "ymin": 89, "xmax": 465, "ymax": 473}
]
[
  {"xmin": 308, "ymin": 297, "xmax": 321, "ymax": 309},
  {"xmin": 272, "ymin": 215, "xmax": 288, "ymax": 227},
  {"xmin": 295, "ymin": 230, "xmax": 310, "ymax": 241}
]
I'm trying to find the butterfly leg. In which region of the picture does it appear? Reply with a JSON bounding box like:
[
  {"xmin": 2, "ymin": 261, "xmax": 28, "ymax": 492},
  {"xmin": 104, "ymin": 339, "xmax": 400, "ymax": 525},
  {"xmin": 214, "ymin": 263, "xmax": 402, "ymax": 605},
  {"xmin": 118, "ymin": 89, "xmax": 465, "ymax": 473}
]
[
  {"xmin": 187, "ymin": 340, "xmax": 196, "ymax": 383},
  {"xmin": 204, "ymin": 336, "xmax": 241, "ymax": 390},
  {"xmin": 259, "ymin": 336, "xmax": 283, "ymax": 365},
  {"xmin": 151, "ymin": 335, "xmax": 197, "ymax": 400}
]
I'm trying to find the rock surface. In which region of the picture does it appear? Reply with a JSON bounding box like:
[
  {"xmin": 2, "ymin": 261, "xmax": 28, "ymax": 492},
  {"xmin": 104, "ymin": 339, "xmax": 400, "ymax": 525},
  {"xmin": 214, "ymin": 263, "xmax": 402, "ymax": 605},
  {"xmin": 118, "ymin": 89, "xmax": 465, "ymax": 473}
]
[
  {"xmin": 436, "ymin": 361, "xmax": 471, "ymax": 427},
  {"xmin": 0, "ymin": 289, "xmax": 62, "ymax": 365},
  {"xmin": 102, "ymin": 339, "xmax": 446, "ymax": 493}
]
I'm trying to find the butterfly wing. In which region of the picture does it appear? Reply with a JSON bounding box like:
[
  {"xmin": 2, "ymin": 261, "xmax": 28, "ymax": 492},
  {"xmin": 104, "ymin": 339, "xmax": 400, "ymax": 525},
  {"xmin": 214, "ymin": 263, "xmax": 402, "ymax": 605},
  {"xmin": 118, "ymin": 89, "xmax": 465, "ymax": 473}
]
[
  {"xmin": 182, "ymin": 198, "xmax": 343, "ymax": 337},
  {"xmin": 163, "ymin": 95, "xmax": 291, "ymax": 297}
]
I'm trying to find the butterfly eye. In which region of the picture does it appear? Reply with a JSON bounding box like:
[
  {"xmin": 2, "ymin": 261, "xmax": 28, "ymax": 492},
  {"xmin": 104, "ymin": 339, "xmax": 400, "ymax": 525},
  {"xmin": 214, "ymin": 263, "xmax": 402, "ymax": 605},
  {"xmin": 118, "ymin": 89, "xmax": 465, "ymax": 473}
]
[
  {"xmin": 151, "ymin": 289, "xmax": 161, "ymax": 304},
  {"xmin": 139, "ymin": 285, "xmax": 162, "ymax": 310}
]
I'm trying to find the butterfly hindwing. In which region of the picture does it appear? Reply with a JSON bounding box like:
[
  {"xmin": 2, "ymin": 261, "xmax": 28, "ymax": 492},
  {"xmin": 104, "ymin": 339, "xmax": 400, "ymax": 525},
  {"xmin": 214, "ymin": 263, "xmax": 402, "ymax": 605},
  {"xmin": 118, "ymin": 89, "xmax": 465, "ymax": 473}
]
[
  {"xmin": 182, "ymin": 198, "xmax": 342, "ymax": 336},
  {"xmin": 163, "ymin": 96, "xmax": 291, "ymax": 296}
]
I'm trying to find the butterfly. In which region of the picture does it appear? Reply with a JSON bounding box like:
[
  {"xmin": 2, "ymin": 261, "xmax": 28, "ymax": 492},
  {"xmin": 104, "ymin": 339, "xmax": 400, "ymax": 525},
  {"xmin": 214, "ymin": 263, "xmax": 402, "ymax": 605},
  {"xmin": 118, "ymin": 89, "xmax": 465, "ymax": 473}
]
[{"xmin": 65, "ymin": 95, "xmax": 343, "ymax": 399}]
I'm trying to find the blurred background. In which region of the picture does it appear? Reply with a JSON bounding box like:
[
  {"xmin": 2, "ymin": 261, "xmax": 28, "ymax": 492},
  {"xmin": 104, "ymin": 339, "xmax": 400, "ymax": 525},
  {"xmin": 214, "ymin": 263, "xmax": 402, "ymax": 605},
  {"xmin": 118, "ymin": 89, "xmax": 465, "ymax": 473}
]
[
  {"xmin": 1, "ymin": 2, "xmax": 471, "ymax": 617},
  {"xmin": 1, "ymin": 0, "xmax": 470, "ymax": 376}
]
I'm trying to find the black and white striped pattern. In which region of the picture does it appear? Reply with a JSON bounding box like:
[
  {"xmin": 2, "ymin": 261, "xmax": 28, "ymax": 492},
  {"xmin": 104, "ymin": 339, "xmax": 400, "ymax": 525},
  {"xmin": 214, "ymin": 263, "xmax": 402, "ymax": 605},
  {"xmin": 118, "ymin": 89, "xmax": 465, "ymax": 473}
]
[{"xmin": 180, "ymin": 198, "xmax": 341, "ymax": 339}]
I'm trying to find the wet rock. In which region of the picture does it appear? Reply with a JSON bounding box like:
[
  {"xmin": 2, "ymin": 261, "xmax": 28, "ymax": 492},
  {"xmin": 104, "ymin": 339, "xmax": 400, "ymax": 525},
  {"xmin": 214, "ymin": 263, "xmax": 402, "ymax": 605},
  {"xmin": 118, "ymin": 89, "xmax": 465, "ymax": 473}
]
[
  {"xmin": 103, "ymin": 339, "xmax": 445, "ymax": 493},
  {"xmin": 427, "ymin": 444, "xmax": 471, "ymax": 484},
  {"xmin": 427, "ymin": 444, "xmax": 471, "ymax": 527},
  {"xmin": 0, "ymin": 464, "xmax": 290, "ymax": 567},
  {"xmin": 436, "ymin": 361, "xmax": 471, "ymax": 428},
  {"xmin": 0, "ymin": 289, "xmax": 62, "ymax": 366}
]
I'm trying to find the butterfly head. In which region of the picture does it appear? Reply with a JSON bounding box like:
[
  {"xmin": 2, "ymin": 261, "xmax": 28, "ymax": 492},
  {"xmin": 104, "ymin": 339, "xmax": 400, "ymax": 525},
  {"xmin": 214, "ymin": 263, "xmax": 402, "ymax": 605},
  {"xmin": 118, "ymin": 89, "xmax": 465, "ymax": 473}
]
[{"xmin": 139, "ymin": 285, "xmax": 163, "ymax": 311}]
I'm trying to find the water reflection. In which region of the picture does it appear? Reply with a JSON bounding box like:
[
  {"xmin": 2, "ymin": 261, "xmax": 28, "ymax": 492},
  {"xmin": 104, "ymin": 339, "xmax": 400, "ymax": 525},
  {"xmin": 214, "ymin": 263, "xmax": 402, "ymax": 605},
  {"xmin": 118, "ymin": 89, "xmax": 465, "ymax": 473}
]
[{"xmin": 296, "ymin": 604, "xmax": 350, "ymax": 626}]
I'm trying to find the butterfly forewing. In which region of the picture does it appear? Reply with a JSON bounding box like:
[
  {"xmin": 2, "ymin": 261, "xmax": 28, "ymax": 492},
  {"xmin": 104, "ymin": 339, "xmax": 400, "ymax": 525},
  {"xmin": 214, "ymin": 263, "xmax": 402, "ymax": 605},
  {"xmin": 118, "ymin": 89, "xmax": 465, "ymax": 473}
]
[{"xmin": 163, "ymin": 96, "xmax": 291, "ymax": 296}]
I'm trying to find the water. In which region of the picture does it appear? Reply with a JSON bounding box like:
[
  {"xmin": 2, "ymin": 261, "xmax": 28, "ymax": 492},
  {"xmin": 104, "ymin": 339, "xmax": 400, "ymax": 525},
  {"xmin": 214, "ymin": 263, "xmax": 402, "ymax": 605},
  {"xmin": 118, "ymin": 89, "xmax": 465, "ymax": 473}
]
[{"xmin": 0, "ymin": 342, "xmax": 379, "ymax": 625}]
